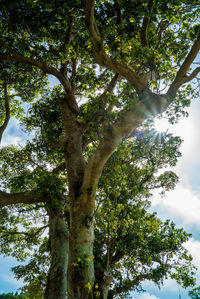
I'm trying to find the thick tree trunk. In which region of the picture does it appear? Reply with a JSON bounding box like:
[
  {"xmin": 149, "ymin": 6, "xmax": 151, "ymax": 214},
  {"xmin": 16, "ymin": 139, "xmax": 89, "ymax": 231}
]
[
  {"xmin": 67, "ymin": 190, "xmax": 95, "ymax": 299},
  {"xmin": 44, "ymin": 205, "xmax": 69, "ymax": 299},
  {"xmin": 58, "ymin": 96, "xmax": 94, "ymax": 298}
]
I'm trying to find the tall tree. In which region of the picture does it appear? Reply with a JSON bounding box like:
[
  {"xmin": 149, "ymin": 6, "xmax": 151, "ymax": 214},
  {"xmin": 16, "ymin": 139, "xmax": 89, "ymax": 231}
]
[{"xmin": 0, "ymin": 0, "xmax": 200, "ymax": 298}]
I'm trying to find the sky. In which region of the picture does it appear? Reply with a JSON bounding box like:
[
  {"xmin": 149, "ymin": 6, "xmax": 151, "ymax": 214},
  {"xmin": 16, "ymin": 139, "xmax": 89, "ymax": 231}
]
[
  {"xmin": 132, "ymin": 98, "xmax": 200, "ymax": 299},
  {"xmin": 0, "ymin": 97, "xmax": 200, "ymax": 297}
]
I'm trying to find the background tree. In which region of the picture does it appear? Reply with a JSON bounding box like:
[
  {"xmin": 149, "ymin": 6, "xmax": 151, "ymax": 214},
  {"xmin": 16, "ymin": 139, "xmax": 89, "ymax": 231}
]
[
  {"xmin": 0, "ymin": 292, "xmax": 28, "ymax": 299},
  {"xmin": 0, "ymin": 0, "xmax": 200, "ymax": 298}
]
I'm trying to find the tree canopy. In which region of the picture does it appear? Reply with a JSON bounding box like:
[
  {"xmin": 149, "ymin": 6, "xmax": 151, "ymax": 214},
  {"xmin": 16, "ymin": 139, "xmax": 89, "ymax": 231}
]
[{"xmin": 0, "ymin": 1, "xmax": 200, "ymax": 298}]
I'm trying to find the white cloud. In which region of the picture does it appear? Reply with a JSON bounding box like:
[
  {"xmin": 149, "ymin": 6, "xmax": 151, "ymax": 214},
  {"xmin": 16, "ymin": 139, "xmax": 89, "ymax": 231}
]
[
  {"xmin": 155, "ymin": 102, "xmax": 200, "ymax": 168},
  {"xmin": 152, "ymin": 183, "xmax": 200, "ymax": 226},
  {"xmin": 184, "ymin": 239, "xmax": 200, "ymax": 285},
  {"xmin": 135, "ymin": 292, "xmax": 160, "ymax": 299},
  {"xmin": 170, "ymin": 107, "xmax": 200, "ymax": 165},
  {"xmin": 185, "ymin": 239, "xmax": 200, "ymax": 269},
  {"xmin": 142, "ymin": 278, "xmax": 178, "ymax": 292},
  {"xmin": 1, "ymin": 135, "xmax": 22, "ymax": 147}
]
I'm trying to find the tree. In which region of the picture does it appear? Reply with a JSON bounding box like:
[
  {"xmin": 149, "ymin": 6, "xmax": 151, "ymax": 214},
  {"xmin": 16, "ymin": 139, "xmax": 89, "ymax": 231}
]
[{"xmin": 0, "ymin": 0, "xmax": 200, "ymax": 298}]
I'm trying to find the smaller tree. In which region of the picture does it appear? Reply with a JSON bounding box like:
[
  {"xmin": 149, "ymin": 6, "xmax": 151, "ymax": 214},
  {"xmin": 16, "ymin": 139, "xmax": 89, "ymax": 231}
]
[{"xmin": 0, "ymin": 292, "xmax": 27, "ymax": 299}]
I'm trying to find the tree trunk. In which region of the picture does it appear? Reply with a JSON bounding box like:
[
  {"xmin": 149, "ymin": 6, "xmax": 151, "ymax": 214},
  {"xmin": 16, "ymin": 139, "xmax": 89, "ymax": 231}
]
[
  {"xmin": 67, "ymin": 190, "xmax": 95, "ymax": 299},
  {"xmin": 44, "ymin": 205, "xmax": 69, "ymax": 299},
  {"xmin": 58, "ymin": 95, "xmax": 95, "ymax": 298}
]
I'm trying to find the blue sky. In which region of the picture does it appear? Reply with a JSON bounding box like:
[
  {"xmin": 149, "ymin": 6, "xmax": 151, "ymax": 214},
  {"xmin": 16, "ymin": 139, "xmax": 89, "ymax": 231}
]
[
  {"xmin": 1, "ymin": 98, "xmax": 200, "ymax": 298},
  {"xmin": 0, "ymin": 256, "xmax": 23, "ymax": 294}
]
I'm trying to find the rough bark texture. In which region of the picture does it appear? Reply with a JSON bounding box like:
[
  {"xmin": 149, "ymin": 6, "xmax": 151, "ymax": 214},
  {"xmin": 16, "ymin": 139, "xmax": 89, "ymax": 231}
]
[
  {"xmin": 0, "ymin": 190, "xmax": 43, "ymax": 206},
  {"xmin": 59, "ymin": 96, "xmax": 95, "ymax": 299},
  {"xmin": 44, "ymin": 205, "xmax": 69, "ymax": 299},
  {"xmin": 67, "ymin": 191, "xmax": 95, "ymax": 299}
]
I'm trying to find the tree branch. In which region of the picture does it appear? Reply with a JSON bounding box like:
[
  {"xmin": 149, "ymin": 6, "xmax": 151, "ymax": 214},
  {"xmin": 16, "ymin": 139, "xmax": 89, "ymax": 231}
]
[
  {"xmin": 140, "ymin": 0, "xmax": 154, "ymax": 47},
  {"xmin": 0, "ymin": 190, "xmax": 43, "ymax": 207},
  {"xmin": 85, "ymin": 0, "xmax": 146, "ymax": 93},
  {"xmin": 181, "ymin": 66, "xmax": 200, "ymax": 84},
  {"xmin": 82, "ymin": 93, "xmax": 171, "ymax": 193},
  {"xmin": 167, "ymin": 34, "xmax": 200, "ymax": 97},
  {"xmin": 114, "ymin": 0, "xmax": 122, "ymax": 25},
  {"xmin": 83, "ymin": 73, "xmax": 119, "ymax": 131},
  {"xmin": 0, "ymin": 83, "xmax": 10, "ymax": 142},
  {"xmin": 64, "ymin": 15, "xmax": 74, "ymax": 47},
  {"xmin": 0, "ymin": 224, "xmax": 48, "ymax": 238},
  {"xmin": 0, "ymin": 40, "xmax": 79, "ymax": 113},
  {"xmin": 52, "ymin": 162, "xmax": 66, "ymax": 174}
]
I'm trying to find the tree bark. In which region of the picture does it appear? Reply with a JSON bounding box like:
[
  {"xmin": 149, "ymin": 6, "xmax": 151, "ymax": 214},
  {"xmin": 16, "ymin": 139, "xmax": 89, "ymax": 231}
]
[
  {"xmin": 67, "ymin": 191, "xmax": 95, "ymax": 299},
  {"xmin": 44, "ymin": 204, "xmax": 69, "ymax": 299},
  {"xmin": 58, "ymin": 96, "xmax": 95, "ymax": 299}
]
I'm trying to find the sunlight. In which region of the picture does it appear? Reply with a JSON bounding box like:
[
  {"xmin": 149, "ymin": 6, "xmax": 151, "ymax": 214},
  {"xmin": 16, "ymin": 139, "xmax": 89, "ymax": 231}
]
[
  {"xmin": 154, "ymin": 118, "xmax": 170, "ymax": 133},
  {"xmin": 153, "ymin": 108, "xmax": 198, "ymax": 164}
]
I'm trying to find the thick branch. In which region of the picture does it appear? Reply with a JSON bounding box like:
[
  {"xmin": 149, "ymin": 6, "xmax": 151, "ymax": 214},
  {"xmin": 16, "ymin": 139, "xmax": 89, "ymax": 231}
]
[
  {"xmin": 0, "ymin": 83, "xmax": 10, "ymax": 142},
  {"xmin": 140, "ymin": 0, "xmax": 154, "ymax": 47},
  {"xmin": 85, "ymin": 0, "xmax": 146, "ymax": 93},
  {"xmin": 82, "ymin": 93, "xmax": 171, "ymax": 193},
  {"xmin": 167, "ymin": 34, "xmax": 200, "ymax": 97},
  {"xmin": 0, "ymin": 190, "xmax": 43, "ymax": 206},
  {"xmin": 64, "ymin": 15, "xmax": 74, "ymax": 46},
  {"xmin": 182, "ymin": 66, "xmax": 200, "ymax": 83}
]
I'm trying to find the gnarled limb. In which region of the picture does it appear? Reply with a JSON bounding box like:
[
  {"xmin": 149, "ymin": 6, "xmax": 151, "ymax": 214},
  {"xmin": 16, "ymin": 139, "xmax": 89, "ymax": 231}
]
[
  {"xmin": 85, "ymin": 0, "xmax": 146, "ymax": 93},
  {"xmin": 52, "ymin": 163, "xmax": 66, "ymax": 174},
  {"xmin": 0, "ymin": 190, "xmax": 43, "ymax": 206}
]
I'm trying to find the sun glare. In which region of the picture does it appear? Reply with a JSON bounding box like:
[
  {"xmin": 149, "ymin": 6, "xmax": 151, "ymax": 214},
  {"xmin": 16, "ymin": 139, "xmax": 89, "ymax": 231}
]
[
  {"xmin": 154, "ymin": 118, "xmax": 170, "ymax": 133},
  {"xmin": 153, "ymin": 109, "xmax": 198, "ymax": 163}
]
